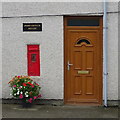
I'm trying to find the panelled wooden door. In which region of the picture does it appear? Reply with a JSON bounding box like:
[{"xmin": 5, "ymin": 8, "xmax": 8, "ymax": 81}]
[{"xmin": 64, "ymin": 17, "xmax": 103, "ymax": 105}]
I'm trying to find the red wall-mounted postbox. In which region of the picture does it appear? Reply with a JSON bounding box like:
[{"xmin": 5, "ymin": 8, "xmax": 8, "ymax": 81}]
[{"xmin": 27, "ymin": 45, "xmax": 40, "ymax": 76}]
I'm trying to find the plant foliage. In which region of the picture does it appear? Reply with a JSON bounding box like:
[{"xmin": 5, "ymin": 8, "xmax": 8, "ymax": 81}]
[{"xmin": 8, "ymin": 76, "xmax": 41, "ymax": 103}]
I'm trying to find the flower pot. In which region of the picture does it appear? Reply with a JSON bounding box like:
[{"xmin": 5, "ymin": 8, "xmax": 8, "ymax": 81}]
[
  {"xmin": 22, "ymin": 101, "xmax": 32, "ymax": 108},
  {"xmin": 8, "ymin": 76, "xmax": 41, "ymax": 108},
  {"xmin": 21, "ymin": 98, "xmax": 32, "ymax": 108}
]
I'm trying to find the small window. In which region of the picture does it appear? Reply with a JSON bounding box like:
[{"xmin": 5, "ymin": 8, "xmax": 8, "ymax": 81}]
[
  {"xmin": 67, "ymin": 18, "xmax": 99, "ymax": 26},
  {"xmin": 76, "ymin": 39, "xmax": 91, "ymax": 45}
]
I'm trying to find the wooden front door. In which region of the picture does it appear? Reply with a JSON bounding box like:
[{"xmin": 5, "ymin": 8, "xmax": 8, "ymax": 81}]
[{"xmin": 64, "ymin": 16, "xmax": 103, "ymax": 105}]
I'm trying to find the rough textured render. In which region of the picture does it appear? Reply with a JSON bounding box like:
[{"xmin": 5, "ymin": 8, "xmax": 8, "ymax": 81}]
[
  {"xmin": 2, "ymin": 2, "xmax": 118, "ymax": 17},
  {"xmin": 2, "ymin": 2, "xmax": 119, "ymax": 100},
  {"xmin": 2, "ymin": 2, "xmax": 103, "ymax": 17},
  {"xmin": 0, "ymin": 18, "xmax": 2, "ymax": 100},
  {"xmin": 0, "ymin": 1, "xmax": 2, "ymax": 100},
  {"xmin": 118, "ymin": 2, "xmax": 120, "ymax": 100},
  {"xmin": 2, "ymin": 16, "xmax": 63, "ymax": 99},
  {"xmin": 106, "ymin": 13, "xmax": 118, "ymax": 100}
]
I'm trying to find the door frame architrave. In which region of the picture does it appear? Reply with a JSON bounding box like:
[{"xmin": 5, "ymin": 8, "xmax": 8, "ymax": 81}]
[{"xmin": 64, "ymin": 16, "xmax": 103, "ymax": 105}]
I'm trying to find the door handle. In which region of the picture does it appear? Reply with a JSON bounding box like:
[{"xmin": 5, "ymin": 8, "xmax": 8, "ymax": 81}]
[{"xmin": 67, "ymin": 61, "xmax": 73, "ymax": 70}]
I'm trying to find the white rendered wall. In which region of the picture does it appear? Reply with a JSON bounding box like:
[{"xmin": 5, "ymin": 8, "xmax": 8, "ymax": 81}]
[
  {"xmin": 0, "ymin": 17, "xmax": 2, "ymax": 119},
  {"xmin": 106, "ymin": 13, "xmax": 118, "ymax": 100},
  {"xmin": 118, "ymin": 2, "xmax": 120, "ymax": 100},
  {"xmin": 2, "ymin": 16, "xmax": 64, "ymax": 99},
  {"xmin": 0, "ymin": 2, "xmax": 2, "ymax": 100},
  {"xmin": 2, "ymin": 2, "xmax": 118, "ymax": 100},
  {"xmin": 2, "ymin": 2, "xmax": 118, "ymax": 17}
]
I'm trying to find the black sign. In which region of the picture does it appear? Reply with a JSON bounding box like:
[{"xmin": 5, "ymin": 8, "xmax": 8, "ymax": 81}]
[{"xmin": 23, "ymin": 23, "xmax": 42, "ymax": 32}]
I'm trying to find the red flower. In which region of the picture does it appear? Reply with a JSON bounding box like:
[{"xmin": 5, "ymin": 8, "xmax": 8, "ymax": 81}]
[
  {"xmin": 13, "ymin": 85, "xmax": 16, "ymax": 87},
  {"xmin": 34, "ymin": 96, "xmax": 37, "ymax": 99},
  {"xmin": 22, "ymin": 83, "xmax": 27, "ymax": 86},
  {"xmin": 37, "ymin": 94, "xmax": 41, "ymax": 98},
  {"xmin": 36, "ymin": 83, "xmax": 39, "ymax": 86},
  {"xmin": 17, "ymin": 76, "xmax": 20, "ymax": 78},
  {"xmin": 27, "ymin": 82, "xmax": 31, "ymax": 85},
  {"xmin": 27, "ymin": 82, "xmax": 32, "ymax": 85},
  {"xmin": 27, "ymin": 82, "xmax": 34, "ymax": 88},
  {"xmin": 19, "ymin": 94, "xmax": 23, "ymax": 99},
  {"xmin": 28, "ymin": 98, "xmax": 32, "ymax": 103}
]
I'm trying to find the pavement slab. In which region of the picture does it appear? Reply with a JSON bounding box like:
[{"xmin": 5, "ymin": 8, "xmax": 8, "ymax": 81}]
[{"xmin": 2, "ymin": 104, "xmax": 119, "ymax": 119}]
